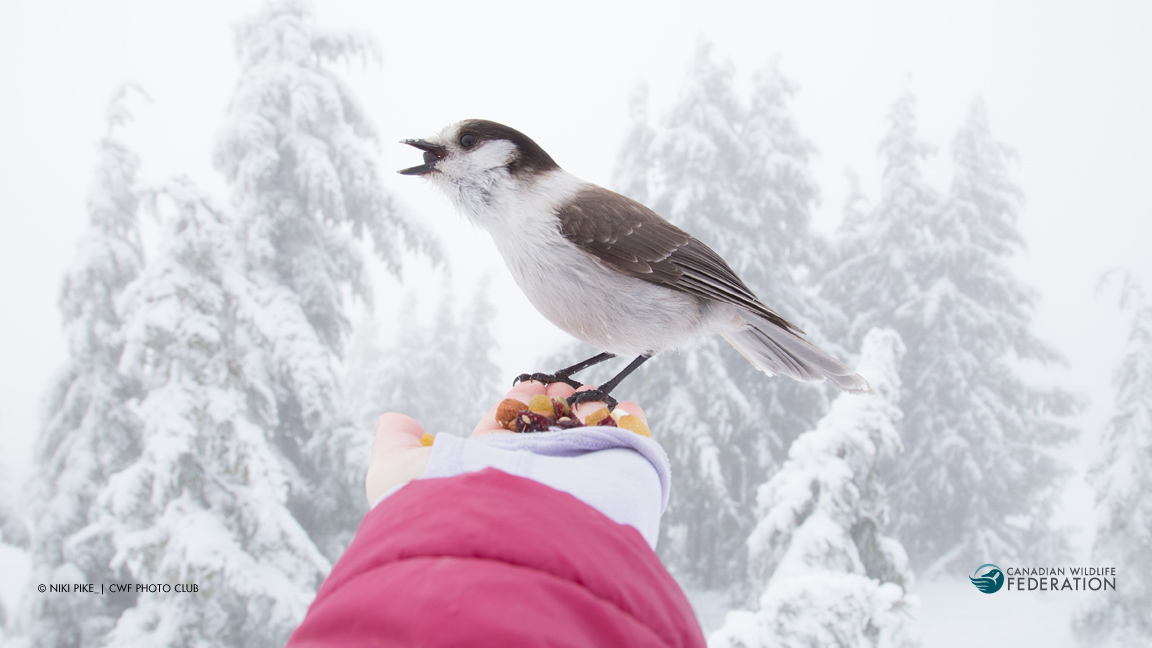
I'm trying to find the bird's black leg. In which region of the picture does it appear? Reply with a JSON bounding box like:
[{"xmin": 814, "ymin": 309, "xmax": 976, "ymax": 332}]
[
  {"xmin": 567, "ymin": 354, "xmax": 651, "ymax": 410},
  {"xmin": 514, "ymin": 352, "xmax": 616, "ymax": 389}
]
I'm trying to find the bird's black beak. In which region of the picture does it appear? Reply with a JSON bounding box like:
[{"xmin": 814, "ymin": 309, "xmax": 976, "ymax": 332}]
[{"xmin": 398, "ymin": 139, "xmax": 447, "ymax": 176}]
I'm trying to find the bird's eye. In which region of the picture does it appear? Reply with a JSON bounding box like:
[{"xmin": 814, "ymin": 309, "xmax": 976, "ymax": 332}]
[{"xmin": 460, "ymin": 134, "xmax": 478, "ymax": 148}]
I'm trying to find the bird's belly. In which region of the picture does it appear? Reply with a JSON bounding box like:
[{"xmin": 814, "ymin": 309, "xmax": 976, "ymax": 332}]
[{"xmin": 499, "ymin": 238, "xmax": 709, "ymax": 356}]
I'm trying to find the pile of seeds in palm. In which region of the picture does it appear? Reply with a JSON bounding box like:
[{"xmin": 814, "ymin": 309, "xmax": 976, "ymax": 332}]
[{"xmin": 495, "ymin": 394, "xmax": 651, "ymax": 437}]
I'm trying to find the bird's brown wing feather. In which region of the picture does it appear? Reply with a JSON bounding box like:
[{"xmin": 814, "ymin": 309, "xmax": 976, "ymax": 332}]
[{"xmin": 556, "ymin": 186, "xmax": 802, "ymax": 334}]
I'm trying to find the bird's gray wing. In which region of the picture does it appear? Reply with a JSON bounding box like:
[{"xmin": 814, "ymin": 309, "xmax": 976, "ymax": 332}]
[{"xmin": 556, "ymin": 186, "xmax": 802, "ymax": 335}]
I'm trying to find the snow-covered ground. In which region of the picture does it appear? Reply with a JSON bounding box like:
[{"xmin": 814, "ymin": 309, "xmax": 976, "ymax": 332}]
[
  {"xmin": 684, "ymin": 587, "xmax": 734, "ymax": 635},
  {"xmin": 912, "ymin": 577, "xmax": 1095, "ymax": 648},
  {"xmin": 689, "ymin": 577, "xmax": 1097, "ymax": 647}
]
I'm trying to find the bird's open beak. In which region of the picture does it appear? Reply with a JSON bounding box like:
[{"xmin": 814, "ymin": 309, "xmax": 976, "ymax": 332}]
[{"xmin": 398, "ymin": 139, "xmax": 447, "ymax": 176}]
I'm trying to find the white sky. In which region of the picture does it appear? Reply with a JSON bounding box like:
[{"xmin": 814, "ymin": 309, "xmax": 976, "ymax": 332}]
[{"xmin": 1, "ymin": 0, "xmax": 1149, "ymax": 641}]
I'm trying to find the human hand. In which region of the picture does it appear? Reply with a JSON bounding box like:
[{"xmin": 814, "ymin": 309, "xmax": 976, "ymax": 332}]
[{"xmin": 365, "ymin": 382, "xmax": 648, "ymax": 504}]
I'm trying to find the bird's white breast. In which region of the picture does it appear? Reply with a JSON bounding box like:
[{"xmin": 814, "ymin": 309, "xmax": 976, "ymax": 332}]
[{"xmin": 452, "ymin": 169, "xmax": 711, "ymax": 356}]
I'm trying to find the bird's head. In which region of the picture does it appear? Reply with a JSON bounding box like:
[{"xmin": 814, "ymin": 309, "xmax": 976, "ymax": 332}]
[{"xmin": 399, "ymin": 120, "xmax": 560, "ymax": 198}]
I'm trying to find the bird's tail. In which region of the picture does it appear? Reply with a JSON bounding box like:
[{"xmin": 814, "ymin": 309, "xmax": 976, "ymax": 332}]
[{"xmin": 721, "ymin": 313, "xmax": 872, "ymax": 393}]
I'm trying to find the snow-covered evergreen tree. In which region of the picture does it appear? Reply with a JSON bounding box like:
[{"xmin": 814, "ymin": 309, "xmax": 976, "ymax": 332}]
[
  {"xmin": 0, "ymin": 477, "xmax": 30, "ymax": 642},
  {"xmin": 623, "ymin": 41, "xmax": 756, "ymax": 587},
  {"xmin": 616, "ymin": 43, "xmax": 835, "ymax": 588},
  {"xmin": 1075, "ymin": 272, "xmax": 1152, "ymax": 646},
  {"xmin": 725, "ymin": 56, "xmax": 842, "ymax": 498},
  {"xmin": 345, "ymin": 281, "xmax": 501, "ymax": 437},
  {"xmin": 0, "ymin": 488, "xmax": 29, "ymax": 551},
  {"xmin": 93, "ymin": 178, "xmax": 329, "ymax": 648},
  {"xmin": 734, "ymin": 57, "xmax": 825, "ymax": 284},
  {"xmin": 454, "ymin": 280, "xmax": 503, "ymax": 423},
  {"xmin": 343, "ymin": 311, "xmax": 392, "ymax": 435},
  {"xmin": 821, "ymin": 95, "xmax": 1077, "ymax": 574},
  {"xmin": 18, "ymin": 85, "xmax": 147, "ymax": 648},
  {"xmin": 710, "ymin": 328, "xmax": 916, "ymax": 648},
  {"xmin": 212, "ymin": 0, "xmax": 438, "ymax": 558},
  {"xmin": 820, "ymin": 92, "xmax": 938, "ymax": 347}
]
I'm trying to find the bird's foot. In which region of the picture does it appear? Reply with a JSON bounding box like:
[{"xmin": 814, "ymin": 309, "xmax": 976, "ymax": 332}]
[
  {"xmin": 566, "ymin": 388, "xmax": 618, "ymax": 411},
  {"xmin": 513, "ymin": 372, "xmax": 584, "ymax": 390}
]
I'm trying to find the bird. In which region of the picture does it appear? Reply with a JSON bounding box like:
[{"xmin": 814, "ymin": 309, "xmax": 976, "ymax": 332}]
[
  {"xmin": 399, "ymin": 119, "xmax": 870, "ymax": 408},
  {"xmin": 969, "ymin": 566, "xmax": 1004, "ymax": 593}
]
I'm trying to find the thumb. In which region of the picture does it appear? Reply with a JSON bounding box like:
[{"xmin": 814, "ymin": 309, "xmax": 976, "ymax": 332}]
[
  {"xmin": 372, "ymin": 413, "xmax": 425, "ymax": 461},
  {"xmin": 367, "ymin": 413, "xmax": 429, "ymax": 504}
]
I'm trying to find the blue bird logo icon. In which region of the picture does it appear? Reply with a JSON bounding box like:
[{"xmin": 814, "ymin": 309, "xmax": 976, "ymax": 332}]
[{"xmin": 970, "ymin": 563, "xmax": 1004, "ymax": 593}]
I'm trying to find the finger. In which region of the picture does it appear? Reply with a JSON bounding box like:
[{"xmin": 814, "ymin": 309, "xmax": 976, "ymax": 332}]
[
  {"xmin": 473, "ymin": 382, "xmax": 541, "ymax": 436},
  {"xmin": 546, "ymin": 382, "xmax": 577, "ymax": 399},
  {"xmin": 505, "ymin": 380, "xmax": 547, "ymax": 403},
  {"xmin": 571, "ymin": 384, "xmax": 608, "ymax": 423},
  {"xmin": 499, "ymin": 382, "xmax": 548, "ymax": 418},
  {"xmin": 613, "ymin": 400, "xmax": 647, "ymax": 424},
  {"xmin": 372, "ymin": 413, "xmax": 424, "ymax": 462},
  {"xmin": 376, "ymin": 412, "xmax": 424, "ymax": 439},
  {"xmin": 367, "ymin": 413, "xmax": 430, "ymax": 505},
  {"xmin": 473, "ymin": 381, "xmax": 553, "ymax": 436}
]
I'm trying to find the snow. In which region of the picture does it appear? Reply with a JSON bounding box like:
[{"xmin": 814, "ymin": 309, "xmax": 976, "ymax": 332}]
[
  {"xmin": 12, "ymin": 4, "xmax": 442, "ymax": 646},
  {"xmin": 1075, "ymin": 273, "xmax": 1152, "ymax": 644},
  {"xmin": 12, "ymin": 84, "xmax": 148, "ymax": 648},
  {"xmin": 821, "ymin": 92, "xmax": 1079, "ymax": 577},
  {"xmin": 912, "ymin": 578, "xmax": 1086, "ymax": 648},
  {"xmin": 343, "ymin": 282, "xmax": 501, "ymax": 438},
  {"xmin": 609, "ymin": 40, "xmax": 841, "ymax": 589},
  {"xmin": 85, "ymin": 178, "xmax": 331, "ymax": 645},
  {"xmin": 710, "ymin": 329, "xmax": 915, "ymax": 648}
]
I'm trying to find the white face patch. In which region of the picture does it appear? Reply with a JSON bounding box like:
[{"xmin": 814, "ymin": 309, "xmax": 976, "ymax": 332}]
[
  {"xmin": 435, "ymin": 138, "xmax": 517, "ymax": 185},
  {"xmin": 418, "ymin": 121, "xmax": 521, "ymax": 220}
]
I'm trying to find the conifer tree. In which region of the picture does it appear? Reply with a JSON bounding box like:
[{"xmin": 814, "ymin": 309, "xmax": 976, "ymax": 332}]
[
  {"xmin": 820, "ymin": 92, "xmax": 938, "ymax": 347},
  {"xmin": 343, "ymin": 312, "xmax": 392, "ymax": 436},
  {"xmin": 623, "ymin": 41, "xmax": 756, "ymax": 586},
  {"xmin": 725, "ymin": 56, "xmax": 841, "ymax": 498},
  {"xmin": 821, "ymin": 95, "xmax": 1077, "ymax": 574},
  {"xmin": 91, "ymin": 179, "xmax": 329, "ymax": 648},
  {"xmin": 454, "ymin": 280, "xmax": 503, "ymax": 423},
  {"xmin": 710, "ymin": 329, "xmax": 916, "ymax": 648},
  {"xmin": 212, "ymin": 0, "xmax": 439, "ymax": 557},
  {"xmin": 615, "ymin": 44, "xmax": 835, "ymax": 588},
  {"xmin": 1075, "ymin": 272, "xmax": 1152, "ymax": 646},
  {"xmin": 735, "ymin": 58, "xmax": 824, "ymax": 285},
  {"xmin": 0, "ymin": 487, "xmax": 29, "ymax": 551},
  {"xmin": 0, "ymin": 479, "xmax": 30, "ymax": 642},
  {"xmin": 19, "ymin": 85, "xmax": 147, "ymax": 648},
  {"xmin": 345, "ymin": 282, "xmax": 501, "ymax": 439}
]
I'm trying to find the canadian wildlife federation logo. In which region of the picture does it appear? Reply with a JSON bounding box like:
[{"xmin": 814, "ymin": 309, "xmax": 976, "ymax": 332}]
[{"xmin": 969, "ymin": 563, "xmax": 1005, "ymax": 593}]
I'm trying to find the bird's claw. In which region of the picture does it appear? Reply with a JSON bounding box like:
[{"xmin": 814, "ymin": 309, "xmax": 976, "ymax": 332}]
[
  {"xmin": 513, "ymin": 372, "xmax": 584, "ymax": 389},
  {"xmin": 566, "ymin": 389, "xmax": 618, "ymax": 411}
]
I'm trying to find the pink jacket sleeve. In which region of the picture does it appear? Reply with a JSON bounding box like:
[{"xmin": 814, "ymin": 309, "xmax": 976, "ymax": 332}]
[{"xmin": 286, "ymin": 467, "xmax": 705, "ymax": 648}]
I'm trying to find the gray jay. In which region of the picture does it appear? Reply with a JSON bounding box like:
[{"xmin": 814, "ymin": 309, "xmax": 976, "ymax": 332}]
[{"xmin": 400, "ymin": 119, "xmax": 870, "ymax": 407}]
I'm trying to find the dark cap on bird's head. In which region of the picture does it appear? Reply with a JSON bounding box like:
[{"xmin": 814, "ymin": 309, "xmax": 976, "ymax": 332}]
[{"xmin": 399, "ymin": 119, "xmax": 560, "ymax": 179}]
